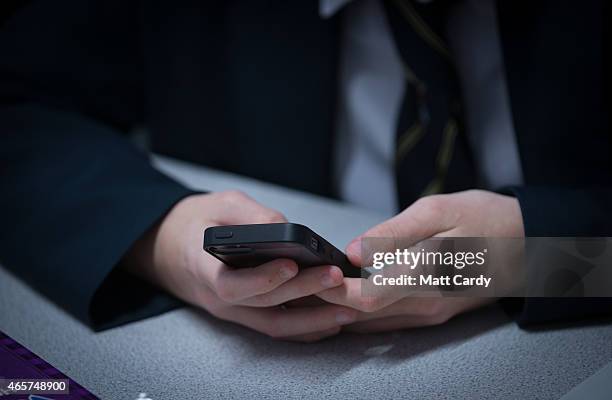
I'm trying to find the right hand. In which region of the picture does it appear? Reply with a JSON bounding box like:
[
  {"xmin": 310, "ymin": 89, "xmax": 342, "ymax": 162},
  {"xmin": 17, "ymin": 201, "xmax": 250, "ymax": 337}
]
[{"xmin": 123, "ymin": 191, "xmax": 357, "ymax": 342}]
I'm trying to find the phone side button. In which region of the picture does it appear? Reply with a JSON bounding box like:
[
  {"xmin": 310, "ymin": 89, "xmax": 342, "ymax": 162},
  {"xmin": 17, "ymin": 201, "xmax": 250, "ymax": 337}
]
[{"xmin": 215, "ymin": 232, "xmax": 234, "ymax": 239}]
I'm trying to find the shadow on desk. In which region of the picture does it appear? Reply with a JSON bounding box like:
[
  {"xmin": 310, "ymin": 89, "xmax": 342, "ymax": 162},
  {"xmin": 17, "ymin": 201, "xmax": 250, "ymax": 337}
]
[
  {"xmin": 521, "ymin": 315, "xmax": 612, "ymax": 332},
  {"xmin": 189, "ymin": 304, "xmax": 510, "ymax": 380}
]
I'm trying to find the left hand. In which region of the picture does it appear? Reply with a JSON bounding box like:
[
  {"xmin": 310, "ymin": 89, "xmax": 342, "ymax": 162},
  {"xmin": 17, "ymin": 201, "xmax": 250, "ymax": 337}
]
[{"xmin": 316, "ymin": 190, "xmax": 525, "ymax": 333}]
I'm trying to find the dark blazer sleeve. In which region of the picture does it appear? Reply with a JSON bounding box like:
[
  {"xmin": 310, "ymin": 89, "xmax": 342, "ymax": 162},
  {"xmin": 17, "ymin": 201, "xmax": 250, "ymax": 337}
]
[
  {"xmin": 501, "ymin": 186, "xmax": 612, "ymax": 327},
  {"xmin": 0, "ymin": 1, "xmax": 198, "ymax": 330},
  {"xmin": 495, "ymin": 0, "xmax": 612, "ymax": 327},
  {"xmin": 0, "ymin": 104, "xmax": 197, "ymax": 330}
]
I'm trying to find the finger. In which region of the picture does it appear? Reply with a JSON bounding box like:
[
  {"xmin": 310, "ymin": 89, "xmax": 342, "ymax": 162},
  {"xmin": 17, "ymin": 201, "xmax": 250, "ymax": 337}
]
[
  {"xmin": 346, "ymin": 195, "xmax": 456, "ymax": 265},
  {"xmin": 351, "ymin": 296, "xmax": 444, "ymax": 322},
  {"xmin": 216, "ymin": 304, "xmax": 358, "ymax": 338},
  {"xmin": 346, "ymin": 297, "xmax": 495, "ymax": 332},
  {"xmin": 210, "ymin": 190, "xmax": 288, "ymax": 225},
  {"xmin": 281, "ymin": 326, "xmax": 342, "ymax": 343},
  {"xmin": 236, "ymin": 265, "xmax": 344, "ymax": 307},
  {"xmin": 210, "ymin": 258, "xmax": 299, "ymax": 303},
  {"xmin": 315, "ymin": 277, "xmax": 404, "ymax": 313}
]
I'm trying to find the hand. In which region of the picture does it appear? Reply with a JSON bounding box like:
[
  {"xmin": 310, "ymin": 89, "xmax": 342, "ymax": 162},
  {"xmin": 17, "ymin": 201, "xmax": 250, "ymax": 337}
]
[
  {"xmin": 124, "ymin": 191, "xmax": 357, "ymax": 341},
  {"xmin": 316, "ymin": 190, "xmax": 525, "ymax": 333}
]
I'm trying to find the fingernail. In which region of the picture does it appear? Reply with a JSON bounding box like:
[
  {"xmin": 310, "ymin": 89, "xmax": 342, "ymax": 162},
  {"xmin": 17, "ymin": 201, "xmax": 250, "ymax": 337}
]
[
  {"xmin": 280, "ymin": 265, "xmax": 296, "ymax": 279},
  {"xmin": 346, "ymin": 239, "xmax": 360, "ymax": 257},
  {"xmin": 336, "ymin": 311, "xmax": 355, "ymax": 324},
  {"xmin": 321, "ymin": 273, "xmax": 337, "ymax": 288}
]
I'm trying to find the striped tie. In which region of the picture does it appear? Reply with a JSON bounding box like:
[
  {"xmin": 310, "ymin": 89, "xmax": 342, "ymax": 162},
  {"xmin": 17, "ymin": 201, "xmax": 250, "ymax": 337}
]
[{"xmin": 384, "ymin": 0, "xmax": 477, "ymax": 209}]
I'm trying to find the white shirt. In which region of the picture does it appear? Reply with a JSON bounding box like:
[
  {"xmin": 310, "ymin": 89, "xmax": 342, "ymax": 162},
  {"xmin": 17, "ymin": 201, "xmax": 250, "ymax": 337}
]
[{"xmin": 323, "ymin": 0, "xmax": 523, "ymax": 216}]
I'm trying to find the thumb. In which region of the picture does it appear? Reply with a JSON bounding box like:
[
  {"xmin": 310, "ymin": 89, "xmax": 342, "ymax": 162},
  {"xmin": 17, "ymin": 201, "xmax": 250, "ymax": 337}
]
[{"xmin": 346, "ymin": 196, "xmax": 453, "ymax": 266}]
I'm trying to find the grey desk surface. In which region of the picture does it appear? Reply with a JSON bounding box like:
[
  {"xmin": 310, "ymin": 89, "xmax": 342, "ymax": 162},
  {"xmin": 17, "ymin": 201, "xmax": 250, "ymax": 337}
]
[{"xmin": 1, "ymin": 156, "xmax": 612, "ymax": 400}]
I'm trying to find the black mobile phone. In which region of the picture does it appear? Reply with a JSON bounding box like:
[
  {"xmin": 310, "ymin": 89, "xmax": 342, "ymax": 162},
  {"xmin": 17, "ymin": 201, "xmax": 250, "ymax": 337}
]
[{"xmin": 203, "ymin": 223, "xmax": 364, "ymax": 278}]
